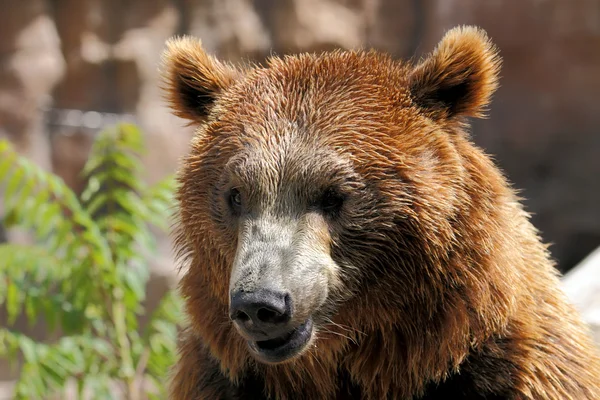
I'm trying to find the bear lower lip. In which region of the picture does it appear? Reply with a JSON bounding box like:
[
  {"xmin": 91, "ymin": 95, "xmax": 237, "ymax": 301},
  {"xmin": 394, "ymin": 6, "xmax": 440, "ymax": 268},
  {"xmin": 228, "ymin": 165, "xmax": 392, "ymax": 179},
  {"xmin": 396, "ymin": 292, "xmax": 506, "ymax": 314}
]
[{"xmin": 248, "ymin": 319, "xmax": 313, "ymax": 363}]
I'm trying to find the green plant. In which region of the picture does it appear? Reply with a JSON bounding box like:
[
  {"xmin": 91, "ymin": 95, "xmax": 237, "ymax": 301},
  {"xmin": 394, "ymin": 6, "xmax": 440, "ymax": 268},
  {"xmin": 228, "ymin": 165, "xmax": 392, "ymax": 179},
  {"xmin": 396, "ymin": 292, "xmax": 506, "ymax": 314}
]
[{"xmin": 0, "ymin": 124, "xmax": 181, "ymax": 399}]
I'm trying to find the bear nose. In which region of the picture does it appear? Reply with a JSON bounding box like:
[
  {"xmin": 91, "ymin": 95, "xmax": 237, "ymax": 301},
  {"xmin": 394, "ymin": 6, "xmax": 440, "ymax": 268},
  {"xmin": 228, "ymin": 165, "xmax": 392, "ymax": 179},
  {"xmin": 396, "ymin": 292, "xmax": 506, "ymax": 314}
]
[{"xmin": 229, "ymin": 289, "xmax": 292, "ymax": 332}]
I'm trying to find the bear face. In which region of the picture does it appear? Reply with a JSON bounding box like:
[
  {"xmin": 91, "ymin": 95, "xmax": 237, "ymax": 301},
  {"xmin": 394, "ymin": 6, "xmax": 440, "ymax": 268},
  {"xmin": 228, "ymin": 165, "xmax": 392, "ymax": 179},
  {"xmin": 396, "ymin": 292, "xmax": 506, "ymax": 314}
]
[
  {"xmin": 164, "ymin": 26, "xmax": 503, "ymax": 366},
  {"xmin": 163, "ymin": 27, "xmax": 600, "ymax": 399}
]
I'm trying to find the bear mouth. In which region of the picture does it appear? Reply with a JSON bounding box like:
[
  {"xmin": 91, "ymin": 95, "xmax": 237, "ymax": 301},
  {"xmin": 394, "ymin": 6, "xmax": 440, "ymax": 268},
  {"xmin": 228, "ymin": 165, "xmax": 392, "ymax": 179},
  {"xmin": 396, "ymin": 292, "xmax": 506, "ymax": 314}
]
[{"xmin": 247, "ymin": 318, "xmax": 314, "ymax": 363}]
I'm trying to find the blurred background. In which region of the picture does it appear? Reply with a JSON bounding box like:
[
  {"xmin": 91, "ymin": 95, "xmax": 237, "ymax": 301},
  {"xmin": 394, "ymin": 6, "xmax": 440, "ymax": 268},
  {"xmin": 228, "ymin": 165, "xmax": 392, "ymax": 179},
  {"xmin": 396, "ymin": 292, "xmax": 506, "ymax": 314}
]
[{"xmin": 0, "ymin": 0, "xmax": 599, "ymax": 397}]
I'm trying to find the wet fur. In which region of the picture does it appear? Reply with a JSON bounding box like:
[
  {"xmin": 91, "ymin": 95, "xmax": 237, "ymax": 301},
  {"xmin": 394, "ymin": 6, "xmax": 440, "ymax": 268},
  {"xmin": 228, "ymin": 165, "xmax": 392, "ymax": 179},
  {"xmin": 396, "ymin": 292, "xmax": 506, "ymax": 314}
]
[{"xmin": 163, "ymin": 26, "xmax": 600, "ymax": 399}]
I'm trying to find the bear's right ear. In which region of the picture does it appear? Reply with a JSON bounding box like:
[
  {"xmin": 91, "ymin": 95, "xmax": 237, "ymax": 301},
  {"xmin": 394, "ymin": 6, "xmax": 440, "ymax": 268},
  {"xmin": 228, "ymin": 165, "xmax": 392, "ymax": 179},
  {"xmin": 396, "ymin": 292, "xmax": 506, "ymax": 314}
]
[{"xmin": 161, "ymin": 36, "xmax": 240, "ymax": 122}]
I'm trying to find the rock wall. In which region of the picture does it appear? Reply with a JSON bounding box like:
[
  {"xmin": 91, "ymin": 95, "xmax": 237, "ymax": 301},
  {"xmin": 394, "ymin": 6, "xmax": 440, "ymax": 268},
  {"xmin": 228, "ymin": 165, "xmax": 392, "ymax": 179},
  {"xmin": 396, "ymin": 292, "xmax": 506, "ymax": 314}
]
[{"xmin": 563, "ymin": 246, "xmax": 600, "ymax": 347}]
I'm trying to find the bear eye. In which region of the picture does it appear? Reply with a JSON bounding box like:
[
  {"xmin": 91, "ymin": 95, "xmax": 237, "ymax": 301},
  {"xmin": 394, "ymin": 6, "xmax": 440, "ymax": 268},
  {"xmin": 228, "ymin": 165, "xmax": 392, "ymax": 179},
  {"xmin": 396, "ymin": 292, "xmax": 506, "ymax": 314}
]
[
  {"xmin": 228, "ymin": 188, "xmax": 242, "ymax": 213},
  {"xmin": 319, "ymin": 188, "xmax": 345, "ymax": 216}
]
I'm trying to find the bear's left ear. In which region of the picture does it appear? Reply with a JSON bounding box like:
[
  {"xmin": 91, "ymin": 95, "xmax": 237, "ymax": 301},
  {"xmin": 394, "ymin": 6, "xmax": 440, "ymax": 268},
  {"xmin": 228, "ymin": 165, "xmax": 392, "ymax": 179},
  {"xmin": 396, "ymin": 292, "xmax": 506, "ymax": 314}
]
[
  {"xmin": 161, "ymin": 36, "xmax": 240, "ymax": 122},
  {"xmin": 408, "ymin": 26, "xmax": 501, "ymax": 121}
]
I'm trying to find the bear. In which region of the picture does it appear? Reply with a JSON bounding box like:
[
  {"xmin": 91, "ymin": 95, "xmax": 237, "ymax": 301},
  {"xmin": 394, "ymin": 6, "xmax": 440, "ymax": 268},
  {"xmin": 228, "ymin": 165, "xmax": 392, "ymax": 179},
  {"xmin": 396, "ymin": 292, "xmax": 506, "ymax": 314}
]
[{"xmin": 161, "ymin": 26, "xmax": 600, "ymax": 399}]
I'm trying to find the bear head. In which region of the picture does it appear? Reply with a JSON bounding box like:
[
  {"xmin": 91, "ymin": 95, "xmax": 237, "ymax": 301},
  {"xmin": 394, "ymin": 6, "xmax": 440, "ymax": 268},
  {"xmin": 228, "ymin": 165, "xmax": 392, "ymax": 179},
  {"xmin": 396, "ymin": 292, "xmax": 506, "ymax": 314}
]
[{"xmin": 162, "ymin": 26, "xmax": 511, "ymax": 379}]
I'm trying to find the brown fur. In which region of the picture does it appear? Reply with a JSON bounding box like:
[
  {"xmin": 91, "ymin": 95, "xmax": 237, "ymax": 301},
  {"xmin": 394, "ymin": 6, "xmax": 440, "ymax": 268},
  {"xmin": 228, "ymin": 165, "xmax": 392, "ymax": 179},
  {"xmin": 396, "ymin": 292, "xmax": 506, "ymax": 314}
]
[{"xmin": 163, "ymin": 26, "xmax": 600, "ymax": 399}]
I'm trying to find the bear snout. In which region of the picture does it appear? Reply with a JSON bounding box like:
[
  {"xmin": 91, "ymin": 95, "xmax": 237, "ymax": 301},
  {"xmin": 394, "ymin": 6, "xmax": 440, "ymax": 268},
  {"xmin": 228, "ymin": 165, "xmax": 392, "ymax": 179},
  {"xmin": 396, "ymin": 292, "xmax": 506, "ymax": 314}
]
[{"xmin": 229, "ymin": 289, "xmax": 293, "ymax": 340}]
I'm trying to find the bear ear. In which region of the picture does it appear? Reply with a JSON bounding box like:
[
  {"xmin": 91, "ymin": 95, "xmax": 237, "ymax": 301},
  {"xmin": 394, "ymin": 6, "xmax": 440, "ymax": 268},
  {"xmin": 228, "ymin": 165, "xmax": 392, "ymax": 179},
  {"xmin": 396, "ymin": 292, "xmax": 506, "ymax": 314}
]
[
  {"xmin": 161, "ymin": 36, "xmax": 240, "ymax": 122},
  {"xmin": 408, "ymin": 26, "xmax": 501, "ymax": 121}
]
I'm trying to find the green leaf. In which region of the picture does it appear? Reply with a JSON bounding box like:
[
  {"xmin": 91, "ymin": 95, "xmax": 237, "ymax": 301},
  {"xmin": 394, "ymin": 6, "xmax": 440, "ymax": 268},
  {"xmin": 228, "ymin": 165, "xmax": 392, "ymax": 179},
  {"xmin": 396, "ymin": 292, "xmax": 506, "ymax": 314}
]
[
  {"xmin": 60, "ymin": 308, "xmax": 87, "ymax": 335},
  {"xmin": 112, "ymin": 168, "xmax": 143, "ymax": 190},
  {"xmin": 123, "ymin": 267, "xmax": 147, "ymax": 303},
  {"xmin": 0, "ymin": 145, "xmax": 15, "ymax": 178},
  {"xmin": 6, "ymin": 282, "xmax": 21, "ymax": 325},
  {"xmin": 44, "ymin": 300, "xmax": 58, "ymax": 332},
  {"xmin": 85, "ymin": 191, "xmax": 109, "ymax": 216},
  {"xmin": 14, "ymin": 175, "xmax": 35, "ymax": 207},
  {"xmin": 81, "ymin": 175, "xmax": 101, "ymax": 202},
  {"xmin": 38, "ymin": 202, "xmax": 61, "ymax": 238},
  {"xmin": 39, "ymin": 361, "xmax": 67, "ymax": 388},
  {"xmin": 118, "ymin": 123, "xmax": 144, "ymax": 153},
  {"xmin": 47, "ymin": 174, "xmax": 66, "ymax": 198},
  {"xmin": 31, "ymin": 186, "xmax": 51, "ymax": 216},
  {"xmin": 25, "ymin": 295, "xmax": 39, "ymax": 326},
  {"xmin": 112, "ymin": 151, "xmax": 142, "ymax": 173},
  {"xmin": 5, "ymin": 167, "xmax": 24, "ymax": 205},
  {"xmin": 18, "ymin": 336, "xmax": 39, "ymax": 363}
]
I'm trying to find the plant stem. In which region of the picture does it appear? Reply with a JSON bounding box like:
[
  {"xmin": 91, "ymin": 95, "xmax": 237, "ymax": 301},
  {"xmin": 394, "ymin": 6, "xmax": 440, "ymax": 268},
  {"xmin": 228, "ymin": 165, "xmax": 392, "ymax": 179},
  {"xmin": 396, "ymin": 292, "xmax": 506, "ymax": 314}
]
[{"xmin": 113, "ymin": 300, "xmax": 135, "ymax": 384}]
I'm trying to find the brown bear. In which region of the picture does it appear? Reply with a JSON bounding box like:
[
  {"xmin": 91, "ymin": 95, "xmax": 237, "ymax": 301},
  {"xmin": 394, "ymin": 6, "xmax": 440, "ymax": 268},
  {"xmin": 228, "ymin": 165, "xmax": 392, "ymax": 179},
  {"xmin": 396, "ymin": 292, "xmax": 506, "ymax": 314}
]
[{"xmin": 161, "ymin": 26, "xmax": 600, "ymax": 399}]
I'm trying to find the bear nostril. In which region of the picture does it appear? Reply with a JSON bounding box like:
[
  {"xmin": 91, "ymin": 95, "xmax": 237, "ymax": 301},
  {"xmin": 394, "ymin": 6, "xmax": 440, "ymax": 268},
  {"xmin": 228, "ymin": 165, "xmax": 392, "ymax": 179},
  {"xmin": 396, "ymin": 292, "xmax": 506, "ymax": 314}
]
[
  {"xmin": 257, "ymin": 307, "xmax": 284, "ymax": 324},
  {"xmin": 232, "ymin": 310, "xmax": 250, "ymax": 322}
]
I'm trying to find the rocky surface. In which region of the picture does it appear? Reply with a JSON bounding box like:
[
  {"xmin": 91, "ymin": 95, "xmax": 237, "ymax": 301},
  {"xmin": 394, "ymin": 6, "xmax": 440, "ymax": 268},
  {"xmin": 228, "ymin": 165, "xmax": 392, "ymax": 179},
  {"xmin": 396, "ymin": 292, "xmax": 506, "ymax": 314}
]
[{"xmin": 562, "ymin": 247, "xmax": 600, "ymax": 347}]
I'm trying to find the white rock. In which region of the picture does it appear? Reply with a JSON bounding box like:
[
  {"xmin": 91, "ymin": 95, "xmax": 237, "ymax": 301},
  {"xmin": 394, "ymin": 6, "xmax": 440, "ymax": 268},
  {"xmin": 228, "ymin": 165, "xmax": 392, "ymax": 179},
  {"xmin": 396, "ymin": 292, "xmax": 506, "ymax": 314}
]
[{"xmin": 562, "ymin": 246, "xmax": 600, "ymax": 347}]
